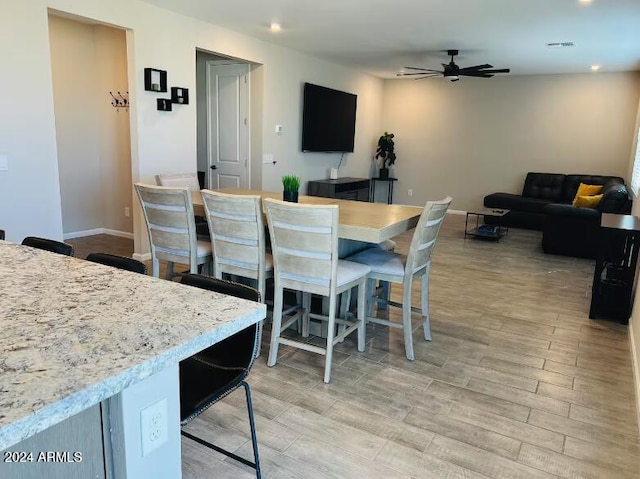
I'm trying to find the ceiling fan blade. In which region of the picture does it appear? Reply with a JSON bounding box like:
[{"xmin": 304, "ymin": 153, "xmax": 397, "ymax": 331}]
[
  {"xmin": 397, "ymin": 72, "xmax": 442, "ymax": 77},
  {"xmin": 461, "ymin": 72, "xmax": 495, "ymax": 78},
  {"xmin": 459, "ymin": 64, "xmax": 493, "ymax": 72},
  {"xmin": 415, "ymin": 74, "xmax": 442, "ymax": 80},
  {"xmin": 480, "ymin": 68, "xmax": 510, "ymax": 74},
  {"xmin": 404, "ymin": 66, "xmax": 442, "ymax": 73}
]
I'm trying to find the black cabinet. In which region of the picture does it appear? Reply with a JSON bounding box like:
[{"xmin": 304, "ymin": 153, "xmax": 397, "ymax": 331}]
[
  {"xmin": 589, "ymin": 214, "xmax": 640, "ymax": 324},
  {"xmin": 307, "ymin": 177, "xmax": 370, "ymax": 202}
]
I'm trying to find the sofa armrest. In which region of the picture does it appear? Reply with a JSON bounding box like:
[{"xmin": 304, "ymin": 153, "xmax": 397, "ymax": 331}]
[{"xmin": 544, "ymin": 203, "xmax": 600, "ymax": 220}]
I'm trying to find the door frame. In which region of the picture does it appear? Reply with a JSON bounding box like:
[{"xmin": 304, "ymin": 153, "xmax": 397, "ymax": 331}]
[{"xmin": 205, "ymin": 60, "xmax": 251, "ymax": 189}]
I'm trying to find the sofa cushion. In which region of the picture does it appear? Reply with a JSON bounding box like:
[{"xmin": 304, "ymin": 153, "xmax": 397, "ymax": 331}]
[
  {"xmin": 573, "ymin": 194, "xmax": 603, "ymax": 208},
  {"xmin": 484, "ymin": 192, "xmax": 552, "ymax": 214},
  {"xmin": 599, "ymin": 182, "xmax": 630, "ymax": 213},
  {"xmin": 522, "ymin": 173, "xmax": 565, "ymax": 201},
  {"xmin": 560, "ymin": 175, "xmax": 623, "ymax": 203}
]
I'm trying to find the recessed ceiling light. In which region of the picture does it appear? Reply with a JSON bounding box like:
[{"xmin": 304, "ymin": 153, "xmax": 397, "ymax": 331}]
[
  {"xmin": 579, "ymin": 0, "xmax": 592, "ymax": 4},
  {"xmin": 269, "ymin": 23, "xmax": 282, "ymax": 33},
  {"xmin": 591, "ymin": 65, "xmax": 601, "ymax": 72}
]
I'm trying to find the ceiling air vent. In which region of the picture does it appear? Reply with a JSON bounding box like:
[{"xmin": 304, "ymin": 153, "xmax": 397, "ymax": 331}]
[{"xmin": 546, "ymin": 42, "xmax": 575, "ymax": 48}]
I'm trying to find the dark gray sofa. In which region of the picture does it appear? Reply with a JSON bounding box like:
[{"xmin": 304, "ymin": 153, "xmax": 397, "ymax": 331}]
[{"xmin": 483, "ymin": 172, "xmax": 632, "ymax": 258}]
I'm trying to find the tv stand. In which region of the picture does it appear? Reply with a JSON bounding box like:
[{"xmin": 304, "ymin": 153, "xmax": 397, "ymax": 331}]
[{"xmin": 307, "ymin": 177, "xmax": 370, "ymax": 202}]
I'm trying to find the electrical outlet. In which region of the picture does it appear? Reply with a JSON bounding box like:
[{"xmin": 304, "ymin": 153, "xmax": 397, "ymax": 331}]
[
  {"xmin": 140, "ymin": 398, "xmax": 168, "ymax": 456},
  {"xmin": 408, "ymin": 189, "xmax": 413, "ymax": 196},
  {"xmin": 124, "ymin": 207, "xmax": 130, "ymax": 217}
]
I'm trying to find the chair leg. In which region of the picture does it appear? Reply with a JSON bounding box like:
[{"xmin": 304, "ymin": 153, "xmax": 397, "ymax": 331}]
[
  {"xmin": 165, "ymin": 261, "xmax": 175, "ymax": 280},
  {"xmin": 302, "ymin": 292, "xmax": 311, "ymax": 337},
  {"xmin": 152, "ymin": 257, "xmax": 160, "ymax": 278},
  {"xmin": 421, "ymin": 268, "xmax": 432, "ymax": 341},
  {"xmin": 337, "ymin": 288, "xmax": 351, "ymax": 342},
  {"xmin": 366, "ymin": 278, "xmax": 376, "ymax": 318},
  {"xmin": 402, "ymin": 281, "xmax": 415, "ymax": 361},
  {"xmin": 357, "ymin": 279, "xmax": 366, "ymax": 352},
  {"xmin": 324, "ymin": 295, "xmax": 337, "ymax": 383},
  {"xmin": 377, "ymin": 280, "xmax": 390, "ymax": 311},
  {"xmin": 267, "ymin": 285, "xmax": 284, "ymax": 367},
  {"xmin": 241, "ymin": 381, "xmax": 262, "ymax": 479}
]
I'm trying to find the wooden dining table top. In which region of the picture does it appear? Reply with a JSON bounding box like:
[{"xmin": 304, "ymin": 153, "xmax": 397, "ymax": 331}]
[{"xmin": 192, "ymin": 188, "xmax": 423, "ymax": 244}]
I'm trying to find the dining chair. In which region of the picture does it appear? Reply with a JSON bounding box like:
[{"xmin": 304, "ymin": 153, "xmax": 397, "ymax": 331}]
[
  {"xmin": 134, "ymin": 183, "xmax": 213, "ymax": 279},
  {"xmin": 86, "ymin": 253, "xmax": 147, "ymax": 274},
  {"xmin": 155, "ymin": 173, "xmax": 201, "ymax": 191},
  {"xmin": 21, "ymin": 236, "xmax": 74, "ymax": 256},
  {"xmin": 200, "ymin": 190, "xmax": 273, "ymax": 354},
  {"xmin": 179, "ymin": 274, "xmax": 262, "ymax": 479},
  {"xmin": 346, "ymin": 196, "xmax": 452, "ymax": 360},
  {"xmin": 264, "ymin": 198, "xmax": 370, "ymax": 383},
  {"xmin": 156, "ymin": 172, "xmax": 209, "ymax": 239}
]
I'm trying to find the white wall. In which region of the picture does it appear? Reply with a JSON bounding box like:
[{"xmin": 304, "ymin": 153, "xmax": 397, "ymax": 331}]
[
  {"xmin": 0, "ymin": 2, "xmax": 63, "ymax": 242},
  {"xmin": 382, "ymin": 72, "xmax": 640, "ymax": 210},
  {"xmin": 0, "ymin": 0, "xmax": 383, "ymax": 253}
]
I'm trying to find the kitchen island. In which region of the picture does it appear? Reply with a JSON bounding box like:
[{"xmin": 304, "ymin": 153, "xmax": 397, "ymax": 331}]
[{"xmin": 0, "ymin": 241, "xmax": 266, "ymax": 478}]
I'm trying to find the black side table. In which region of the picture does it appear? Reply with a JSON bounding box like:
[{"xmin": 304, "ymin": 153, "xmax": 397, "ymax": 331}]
[
  {"xmin": 370, "ymin": 177, "xmax": 398, "ymax": 204},
  {"xmin": 589, "ymin": 213, "xmax": 640, "ymax": 324}
]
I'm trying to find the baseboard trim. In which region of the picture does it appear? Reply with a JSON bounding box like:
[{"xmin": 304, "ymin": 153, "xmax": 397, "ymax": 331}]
[
  {"xmin": 630, "ymin": 320, "xmax": 640, "ymax": 433},
  {"xmin": 63, "ymin": 228, "xmax": 133, "ymax": 240},
  {"xmin": 132, "ymin": 252, "xmax": 151, "ymax": 262}
]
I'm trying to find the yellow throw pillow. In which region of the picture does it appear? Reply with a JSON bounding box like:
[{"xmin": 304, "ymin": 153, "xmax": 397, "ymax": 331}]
[
  {"xmin": 573, "ymin": 183, "xmax": 603, "ymax": 205},
  {"xmin": 573, "ymin": 194, "xmax": 603, "ymax": 208}
]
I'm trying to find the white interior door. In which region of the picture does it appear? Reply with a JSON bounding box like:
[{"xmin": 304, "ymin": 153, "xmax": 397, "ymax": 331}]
[{"xmin": 207, "ymin": 62, "xmax": 249, "ymax": 189}]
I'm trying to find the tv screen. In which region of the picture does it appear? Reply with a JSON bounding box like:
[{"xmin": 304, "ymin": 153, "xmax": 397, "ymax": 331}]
[{"xmin": 302, "ymin": 83, "xmax": 357, "ymax": 152}]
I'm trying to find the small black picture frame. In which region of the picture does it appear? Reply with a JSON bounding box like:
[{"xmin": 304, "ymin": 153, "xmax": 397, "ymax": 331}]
[
  {"xmin": 157, "ymin": 98, "xmax": 172, "ymax": 111},
  {"xmin": 144, "ymin": 68, "xmax": 167, "ymax": 92},
  {"xmin": 171, "ymin": 87, "xmax": 189, "ymax": 105}
]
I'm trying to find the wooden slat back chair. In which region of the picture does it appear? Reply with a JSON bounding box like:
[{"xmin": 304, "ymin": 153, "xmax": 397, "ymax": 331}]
[
  {"xmin": 200, "ymin": 190, "xmax": 273, "ymax": 299},
  {"xmin": 134, "ymin": 183, "xmax": 212, "ymax": 279},
  {"xmin": 155, "ymin": 173, "xmax": 209, "ymax": 238},
  {"xmin": 155, "ymin": 173, "xmax": 201, "ymax": 191},
  {"xmin": 22, "ymin": 236, "xmax": 74, "ymax": 256},
  {"xmin": 347, "ymin": 197, "xmax": 452, "ymax": 360},
  {"xmin": 178, "ymin": 274, "xmax": 262, "ymax": 479},
  {"xmin": 264, "ymin": 198, "xmax": 370, "ymax": 383}
]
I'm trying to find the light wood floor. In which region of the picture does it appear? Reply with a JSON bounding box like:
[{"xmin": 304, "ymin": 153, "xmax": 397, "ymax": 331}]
[{"xmin": 68, "ymin": 214, "xmax": 640, "ymax": 479}]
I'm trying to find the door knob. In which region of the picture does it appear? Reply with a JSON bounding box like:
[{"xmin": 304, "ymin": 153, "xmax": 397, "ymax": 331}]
[{"xmin": 210, "ymin": 165, "xmax": 218, "ymax": 170}]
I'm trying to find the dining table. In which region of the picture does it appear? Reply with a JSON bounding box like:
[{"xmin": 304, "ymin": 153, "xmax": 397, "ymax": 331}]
[{"xmin": 192, "ymin": 188, "xmax": 423, "ymax": 248}]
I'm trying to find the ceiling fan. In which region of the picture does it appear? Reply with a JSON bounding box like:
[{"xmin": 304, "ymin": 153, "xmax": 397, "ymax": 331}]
[{"xmin": 397, "ymin": 49, "xmax": 510, "ymax": 82}]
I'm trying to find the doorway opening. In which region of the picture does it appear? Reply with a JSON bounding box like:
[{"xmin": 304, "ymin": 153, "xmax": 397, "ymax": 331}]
[
  {"xmin": 48, "ymin": 12, "xmax": 133, "ymax": 245},
  {"xmin": 196, "ymin": 49, "xmax": 263, "ymax": 190}
]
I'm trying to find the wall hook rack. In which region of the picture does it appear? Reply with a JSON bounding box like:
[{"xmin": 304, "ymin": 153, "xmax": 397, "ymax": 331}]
[{"xmin": 110, "ymin": 91, "xmax": 129, "ymax": 111}]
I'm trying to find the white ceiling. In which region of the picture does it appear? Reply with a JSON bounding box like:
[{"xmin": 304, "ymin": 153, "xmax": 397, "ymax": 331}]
[{"xmin": 143, "ymin": 0, "xmax": 640, "ymax": 78}]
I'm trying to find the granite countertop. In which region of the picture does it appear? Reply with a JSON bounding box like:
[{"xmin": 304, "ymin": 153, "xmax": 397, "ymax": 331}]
[{"xmin": 0, "ymin": 242, "xmax": 266, "ymax": 451}]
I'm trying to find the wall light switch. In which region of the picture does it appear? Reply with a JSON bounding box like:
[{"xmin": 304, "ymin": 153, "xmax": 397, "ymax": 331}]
[
  {"xmin": 275, "ymin": 124, "xmax": 283, "ymax": 134},
  {"xmin": 0, "ymin": 154, "xmax": 8, "ymax": 171}
]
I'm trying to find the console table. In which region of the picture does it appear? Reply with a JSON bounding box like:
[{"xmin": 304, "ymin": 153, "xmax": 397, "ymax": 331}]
[
  {"xmin": 307, "ymin": 177, "xmax": 370, "ymax": 202},
  {"xmin": 589, "ymin": 213, "xmax": 640, "ymax": 324}
]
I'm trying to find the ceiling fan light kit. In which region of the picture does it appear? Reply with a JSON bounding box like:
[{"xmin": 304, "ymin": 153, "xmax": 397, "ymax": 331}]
[{"xmin": 398, "ymin": 49, "xmax": 510, "ymax": 82}]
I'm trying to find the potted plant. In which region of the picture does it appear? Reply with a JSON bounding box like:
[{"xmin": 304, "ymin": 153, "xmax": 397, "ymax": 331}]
[
  {"xmin": 282, "ymin": 175, "xmax": 301, "ymax": 202},
  {"xmin": 375, "ymin": 132, "xmax": 396, "ymax": 179}
]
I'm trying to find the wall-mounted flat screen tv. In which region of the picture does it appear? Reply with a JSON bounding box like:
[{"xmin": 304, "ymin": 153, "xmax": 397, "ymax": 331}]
[{"xmin": 302, "ymin": 83, "xmax": 357, "ymax": 152}]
